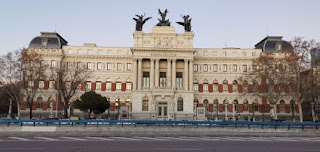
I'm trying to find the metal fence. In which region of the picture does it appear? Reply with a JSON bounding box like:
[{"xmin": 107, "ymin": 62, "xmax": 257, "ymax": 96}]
[{"xmin": 1, "ymin": 119, "xmax": 320, "ymax": 130}]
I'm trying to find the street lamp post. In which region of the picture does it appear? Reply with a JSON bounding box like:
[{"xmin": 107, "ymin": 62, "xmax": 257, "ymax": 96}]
[
  {"xmin": 7, "ymin": 99, "xmax": 12, "ymax": 118},
  {"xmin": 261, "ymin": 105, "xmax": 265, "ymax": 122},
  {"xmin": 215, "ymin": 102, "xmax": 218, "ymax": 121},
  {"xmin": 291, "ymin": 103, "xmax": 295, "ymax": 122}
]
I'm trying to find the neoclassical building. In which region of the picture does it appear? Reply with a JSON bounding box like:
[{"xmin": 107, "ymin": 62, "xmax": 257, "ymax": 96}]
[{"xmin": 20, "ymin": 26, "xmax": 299, "ymax": 121}]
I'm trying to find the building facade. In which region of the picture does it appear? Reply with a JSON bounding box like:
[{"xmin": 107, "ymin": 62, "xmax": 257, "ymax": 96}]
[{"xmin": 20, "ymin": 26, "xmax": 299, "ymax": 121}]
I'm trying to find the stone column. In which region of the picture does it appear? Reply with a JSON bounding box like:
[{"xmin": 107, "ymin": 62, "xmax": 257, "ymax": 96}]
[
  {"xmin": 189, "ymin": 59, "xmax": 193, "ymax": 91},
  {"xmin": 167, "ymin": 59, "xmax": 171, "ymax": 87},
  {"xmin": 133, "ymin": 58, "xmax": 138, "ymax": 90},
  {"xmin": 225, "ymin": 105, "xmax": 228, "ymax": 121},
  {"xmin": 150, "ymin": 59, "xmax": 154, "ymax": 89},
  {"xmin": 155, "ymin": 59, "xmax": 160, "ymax": 87},
  {"xmin": 172, "ymin": 59, "xmax": 176, "ymax": 90},
  {"xmin": 138, "ymin": 58, "xmax": 142, "ymax": 90},
  {"xmin": 184, "ymin": 59, "xmax": 189, "ymax": 91},
  {"xmin": 232, "ymin": 104, "xmax": 236, "ymax": 121}
]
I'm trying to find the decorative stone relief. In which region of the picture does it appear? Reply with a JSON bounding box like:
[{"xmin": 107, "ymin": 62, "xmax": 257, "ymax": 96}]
[{"xmin": 155, "ymin": 37, "xmax": 173, "ymax": 48}]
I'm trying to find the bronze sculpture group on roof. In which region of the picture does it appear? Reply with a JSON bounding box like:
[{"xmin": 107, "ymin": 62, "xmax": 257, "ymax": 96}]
[{"xmin": 132, "ymin": 9, "xmax": 192, "ymax": 32}]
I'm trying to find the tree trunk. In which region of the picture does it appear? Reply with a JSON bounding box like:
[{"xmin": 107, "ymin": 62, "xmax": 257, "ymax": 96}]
[
  {"xmin": 29, "ymin": 101, "xmax": 33, "ymax": 119},
  {"xmin": 298, "ymin": 102, "xmax": 303, "ymax": 122},
  {"xmin": 16, "ymin": 102, "xmax": 20, "ymax": 117},
  {"xmin": 63, "ymin": 104, "xmax": 68, "ymax": 119},
  {"xmin": 274, "ymin": 104, "xmax": 278, "ymax": 120}
]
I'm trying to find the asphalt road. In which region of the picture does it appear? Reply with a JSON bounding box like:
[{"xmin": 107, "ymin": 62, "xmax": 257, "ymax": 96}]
[{"xmin": 0, "ymin": 136, "xmax": 320, "ymax": 152}]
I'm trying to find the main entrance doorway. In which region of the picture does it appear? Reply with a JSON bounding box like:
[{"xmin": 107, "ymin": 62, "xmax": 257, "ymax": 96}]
[{"xmin": 157, "ymin": 102, "xmax": 168, "ymax": 120}]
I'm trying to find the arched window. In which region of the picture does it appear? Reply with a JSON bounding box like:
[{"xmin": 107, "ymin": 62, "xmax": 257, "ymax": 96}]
[
  {"xmin": 126, "ymin": 79, "xmax": 132, "ymax": 90},
  {"xmin": 280, "ymin": 100, "xmax": 285, "ymax": 113},
  {"xmin": 290, "ymin": 100, "xmax": 295, "ymax": 113},
  {"xmin": 177, "ymin": 97, "xmax": 183, "ymax": 111},
  {"xmin": 253, "ymin": 100, "xmax": 259, "ymax": 111},
  {"xmin": 49, "ymin": 77, "xmax": 55, "ymax": 89},
  {"xmin": 116, "ymin": 79, "xmax": 121, "ymax": 90},
  {"xmin": 233, "ymin": 100, "xmax": 239, "ymax": 112},
  {"xmin": 142, "ymin": 97, "xmax": 148, "ymax": 111},
  {"xmin": 203, "ymin": 79, "xmax": 209, "ymax": 91},
  {"xmin": 36, "ymin": 97, "xmax": 43, "ymax": 109},
  {"xmin": 243, "ymin": 100, "xmax": 248, "ymax": 111},
  {"xmin": 213, "ymin": 79, "xmax": 218, "ymax": 92},
  {"xmin": 204, "ymin": 99, "xmax": 209, "ymax": 116},
  {"xmin": 253, "ymin": 80, "xmax": 258, "ymax": 93},
  {"xmin": 232, "ymin": 80, "xmax": 238, "ymax": 92},
  {"xmin": 223, "ymin": 80, "xmax": 228, "ymax": 91},
  {"xmin": 106, "ymin": 78, "xmax": 111, "ymax": 90},
  {"xmin": 243, "ymin": 80, "xmax": 248, "ymax": 92},
  {"xmin": 193, "ymin": 80, "xmax": 199, "ymax": 91},
  {"xmin": 213, "ymin": 99, "xmax": 218, "ymax": 112},
  {"xmin": 96, "ymin": 78, "xmax": 101, "ymax": 90}
]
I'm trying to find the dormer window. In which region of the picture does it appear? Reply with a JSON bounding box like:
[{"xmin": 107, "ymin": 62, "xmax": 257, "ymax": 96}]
[
  {"xmin": 42, "ymin": 38, "xmax": 48, "ymax": 47},
  {"xmin": 276, "ymin": 42, "xmax": 282, "ymax": 51}
]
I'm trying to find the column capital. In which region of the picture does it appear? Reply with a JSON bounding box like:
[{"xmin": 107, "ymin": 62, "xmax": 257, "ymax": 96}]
[
  {"xmin": 189, "ymin": 59, "xmax": 193, "ymax": 63},
  {"xmin": 167, "ymin": 58, "xmax": 172, "ymax": 62},
  {"xmin": 171, "ymin": 58, "xmax": 177, "ymax": 62},
  {"xmin": 134, "ymin": 58, "xmax": 139, "ymax": 61},
  {"xmin": 150, "ymin": 58, "xmax": 155, "ymax": 61},
  {"xmin": 138, "ymin": 58, "xmax": 143, "ymax": 61},
  {"xmin": 155, "ymin": 58, "xmax": 160, "ymax": 61}
]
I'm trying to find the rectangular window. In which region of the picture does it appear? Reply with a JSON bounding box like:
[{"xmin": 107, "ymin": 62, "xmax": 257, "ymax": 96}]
[
  {"xmin": 86, "ymin": 82, "xmax": 91, "ymax": 90},
  {"xmin": 77, "ymin": 49, "xmax": 83, "ymax": 54},
  {"xmin": 232, "ymin": 65, "xmax": 237, "ymax": 72},
  {"xmin": 243, "ymin": 65, "xmax": 247, "ymax": 72},
  {"xmin": 203, "ymin": 64, "xmax": 208, "ymax": 72},
  {"xmin": 127, "ymin": 50, "xmax": 132, "ymax": 55},
  {"xmin": 252, "ymin": 52, "xmax": 256, "ymax": 57},
  {"xmin": 116, "ymin": 82, "xmax": 121, "ymax": 90},
  {"xmin": 193, "ymin": 51, "xmax": 198, "ymax": 56},
  {"xmin": 28, "ymin": 81, "xmax": 34, "ymax": 87},
  {"xmin": 193, "ymin": 64, "xmax": 198, "ymax": 72},
  {"xmin": 213, "ymin": 84, "xmax": 218, "ymax": 91},
  {"xmin": 232, "ymin": 52, "xmax": 237, "ymax": 57},
  {"xmin": 106, "ymin": 82, "xmax": 111, "ymax": 90},
  {"xmin": 67, "ymin": 50, "xmax": 73, "ymax": 54},
  {"xmin": 253, "ymin": 65, "xmax": 257, "ymax": 71},
  {"xmin": 223, "ymin": 64, "xmax": 227, "ymax": 72},
  {"xmin": 96, "ymin": 82, "xmax": 101, "ymax": 90},
  {"xmin": 107, "ymin": 50, "xmax": 112, "ymax": 55},
  {"xmin": 87, "ymin": 62, "xmax": 92, "ymax": 70},
  {"xmin": 176, "ymin": 72, "xmax": 183, "ymax": 88},
  {"xmin": 126, "ymin": 82, "xmax": 131, "ymax": 90},
  {"xmin": 77, "ymin": 62, "xmax": 82, "ymax": 70},
  {"xmin": 213, "ymin": 64, "xmax": 217, "ymax": 72},
  {"xmin": 143, "ymin": 72, "xmax": 150, "ymax": 87},
  {"xmin": 159, "ymin": 72, "xmax": 166, "ymax": 87},
  {"xmin": 39, "ymin": 81, "xmax": 44, "ymax": 89},
  {"xmin": 223, "ymin": 51, "xmax": 227, "ymax": 56},
  {"xmin": 213, "ymin": 51, "xmax": 217, "ymax": 56},
  {"xmin": 117, "ymin": 63, "xmax": 122, "ymax": 70},
  {"xmin": 254, "ymin": 105, "xmax": 259, "ymax": 111},
  {"xmin": 127, "ymin": 63, "xmax": 131, "ymax": 71},
  {"xmin": 142, "ymin": 100, "xmax": 148, "ymax": 111},
  {"xmin": 97, "ymin": 62, "xmax": 102, "ymax": 70},
  {"xmin": 107, "ymin": 63, "xmax": 112, "ymax": 70},
  {"xmin": 203, "ymin": 51, "xmax": 208, "ymax": 56},
  {"xmin": 51, "ymin": 60, "xmax": 56, "ymax": 68},
  {"xmin": 242, "ymin": 52, "xmax": 246, "ymax": 57},
  {"xmin": 49, "ymin": 81, "xmax": 55, "ymax": 89},
  {"xmin": 97, "ymin": 50, "xmax": 103, "ymax": 55},
  {"xmin": 177, "ymin": 101, "xmax": 183, "ymax": 111},
  {"xmin": 67, "ymin": 62, "xmax": 72, "ymax": 70},
  {"xmin": 117, "ymin": 50, "xmax": 122, "ymax": 55},
  {"xmin": 193, "ymin": 83, "xmax": 199, "ymax": 91},
  {"xmin": 87, "ymin": 49, "xmax": 92, "ymax": 55},
  {"xmin": 203, "ymin": 84, "xmax": 208, "ymax": 91}
]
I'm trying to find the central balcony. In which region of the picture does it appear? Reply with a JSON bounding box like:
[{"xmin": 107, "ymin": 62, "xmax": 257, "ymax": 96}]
[{"xmin": 154, "ymin": 86, "xmax": 173, "ymax": 90}]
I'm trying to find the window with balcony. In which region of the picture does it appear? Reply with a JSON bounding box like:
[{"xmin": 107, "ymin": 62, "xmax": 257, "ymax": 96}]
[
  {"xmin": 127, "ymin": 63, "xmax": 131, "ymax": 71},
  {"xmin": 203, "ymin": 79, "xmax": 208, "ymax": 91},
  {"xmin": 87, "ymin": 62, "xmax": 92, "ymax": 70},
  {"xmin": 232, "ymin": 65, "xmax": 237, "ymax": 72},
  {"xmin": 193, "ymin": 64, "xmax": 198, "ymax": 72},
  {"xmin": 97, "ymin": 62, "xmax": 102, "ymax": 70},
  {"xmin": 159, "ymin": 72, "xmax": 166, "ymax": 86},
  {"xmin": 177, "ymin": 97, "xmax": 183, "ymax": 111},
  {"xmin": 117, "ymin": 63, "xmax": 122, "ymax": 70},
  {"xmin": 193, "ymin": 80, "xmax": 199, "ymax": 91},
  {"xmin": 223, "ymin": 80, "xmax": 228, "ymax": 91},
  {"xmin": 203, "ymin": 64, "xmax": 208, "ymax": 72},
  {"xmin": 176, "ymin": 72, "xmax": 183, "ymax": 89},
  {"xmin": 223, "ymin": 64, "xmax": 227, "ymax": 72},
  {"xmin": 77, "ymin": 62, "xmax": 82, "ymax": 70},
  {"xmin": 243, "ymin": 65, "xmax": 247, "ymax": 72},
  {"xmin": 107, "ymin": 63, "xmax": 112, "ymax": 70},
  {"xmin": 213, "ymin": 80, "xmax": 218, "ymax": 91},
  {"xmin": 106, "ymin": 79, "xmax": 111, "ymax": 90},
  {"xmin": 143, "ymin": 72, "xmax": 150, "ymax": 88},
  {"xmin": 116, "ymin": 79, "xmax": 121, "ymax": 90},
  {"xmin": 213, "ymin": 64, "xmax": 217, "ymax": 72},
  {"xmin": 126, "ymin": 79, "xmax": 132, "ymax": 90}
]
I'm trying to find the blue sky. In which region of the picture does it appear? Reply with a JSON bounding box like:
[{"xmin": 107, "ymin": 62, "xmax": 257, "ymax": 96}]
[{"xmin": 0, "ymin": 0, "xmax": 319, "ymax": 55}]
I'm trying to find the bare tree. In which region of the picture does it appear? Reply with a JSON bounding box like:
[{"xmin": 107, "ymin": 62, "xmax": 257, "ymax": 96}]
[
  {"xmin": 0, "ymin": 49, "xmax": 23, "ymax": 117},
  {"xmin": 20, "ymin": 49, "xmax": 47, "ymax": 119},
  {"xmin": 290, "ymin": 37, "xmax": 320, "ymax": 122},
  {"xmin": 240, "ymin": 52, "xmax": 299, "ymax": 120},
  {"xmin": 50, "ymin": 58, "xmax": 90, "ymax": 118}
]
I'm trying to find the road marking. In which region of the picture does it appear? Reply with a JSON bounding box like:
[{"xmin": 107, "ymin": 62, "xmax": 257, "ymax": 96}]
[
  {"xmin": 60, "ymin": 137, "xmax": 87, "ymax": 141},
  {"xmin": 8, "ymin": 137, "xmax": 31, "ymax": 141},
  {"xmin": 111, "ymin": 137, "xmax": 141, "ymax": 141},
  {"xmin": 134, "ymin": 137, "xmax": 166, "ymax": 141},
  {"xmin": 222, "ymin": 137, "xmax": 248, "ymax": 141},
  {"xmin": 199, "ymin": 137, "xmax": 221, "ymax": 141},
  {"xmin": 0, "ymin": 148, "xmax": 44, "ymax": 150},
  {"xmin": 86, "ymin": 137, "xmax": 114, "ymax": 141},
  {"xmin": 35, "ymin": 137, "xmax": 58, "ymax": 141},
  {"xmin": 272, "ymin": 138, "xmax": 299, "ymax": 142},
  {"xmin": 247, "ymin": 137, "xmax": 273, "ymax": 142}
]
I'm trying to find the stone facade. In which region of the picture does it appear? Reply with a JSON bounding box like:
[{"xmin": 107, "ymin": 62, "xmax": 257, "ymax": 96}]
[{"xmin": 20, "ymin": 26, "xmax": 299, "ymax": 121}]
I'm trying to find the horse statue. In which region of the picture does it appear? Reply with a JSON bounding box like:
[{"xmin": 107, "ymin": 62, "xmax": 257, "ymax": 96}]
[
  {"xmin": 133, "ymin": 13, "xmax": 152, "ymax": 31},
  {"xmin": 176, "ymin": 15, "xmax": 192, "ymax": 32}
]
